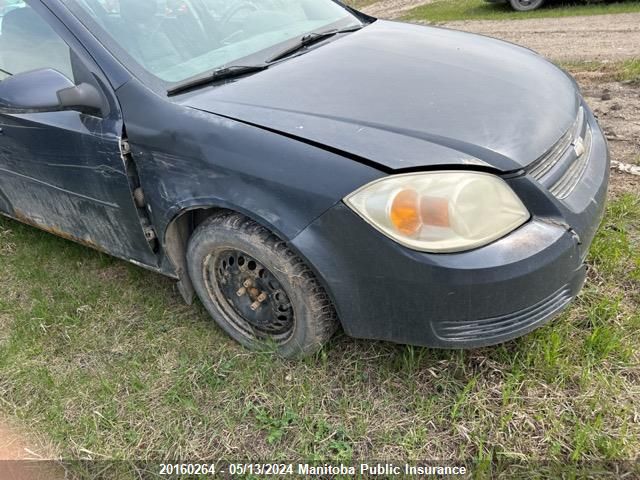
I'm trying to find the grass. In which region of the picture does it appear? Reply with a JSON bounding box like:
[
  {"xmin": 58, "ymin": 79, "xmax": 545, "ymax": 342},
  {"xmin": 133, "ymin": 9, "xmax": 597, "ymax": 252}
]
[
  {"xmin": 559, "ymin": 59, "xmax": 640, "ymax": 83},
  {"xmin": 619, "ymin": 58, "xmax": 640, "ymax": 83},
  {"xmin": 404, "ymin": 0, "xmax": 640, "ymax": 23},
  {"xmin": 1, "ymin": 186, "xmax": 638, "ymax": 476}
]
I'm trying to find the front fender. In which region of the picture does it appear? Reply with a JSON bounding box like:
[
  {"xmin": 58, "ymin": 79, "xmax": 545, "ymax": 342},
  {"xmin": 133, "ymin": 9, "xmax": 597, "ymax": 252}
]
[{"xmin": 115, "ymin": 78, "xmax": 383, "ymax": 278}]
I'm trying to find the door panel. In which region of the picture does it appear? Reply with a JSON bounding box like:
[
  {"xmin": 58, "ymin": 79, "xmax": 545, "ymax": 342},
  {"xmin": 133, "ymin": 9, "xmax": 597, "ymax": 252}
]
[{"xmin": 0, "ymin": 111, "xmax": 158, "ymax": 264}]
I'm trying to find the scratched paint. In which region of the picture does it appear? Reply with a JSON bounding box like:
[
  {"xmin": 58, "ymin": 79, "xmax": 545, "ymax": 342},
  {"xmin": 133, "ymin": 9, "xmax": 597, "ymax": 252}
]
[{"xmin": 0, "ymin": 109, "xmax": 158, "ymax": 266}]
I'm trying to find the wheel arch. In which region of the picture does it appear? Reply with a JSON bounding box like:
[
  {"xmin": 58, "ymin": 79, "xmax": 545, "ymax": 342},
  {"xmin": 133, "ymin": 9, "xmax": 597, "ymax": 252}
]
[
  {"xmin": 162, "ymin": 201, "xmax": 341, "ymax": 325},
  {"xmin": 163, "ymin": 202, "xmax": 275, "ymax": 304}
]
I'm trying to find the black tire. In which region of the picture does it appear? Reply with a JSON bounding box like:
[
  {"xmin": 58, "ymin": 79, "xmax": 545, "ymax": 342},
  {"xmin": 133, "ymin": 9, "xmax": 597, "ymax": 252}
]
[
  {"xmin": 509, "ymin": 0, "xmax": 544, "ymax": 11},
  {"xmin": 186, "ymin": 211, "xmax": 338, "ymax": 358}
]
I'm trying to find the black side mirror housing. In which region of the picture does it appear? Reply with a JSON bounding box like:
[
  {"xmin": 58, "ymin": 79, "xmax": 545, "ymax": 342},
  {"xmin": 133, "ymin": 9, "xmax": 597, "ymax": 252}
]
[
  {"xmin": 57, "ymin": 82, "xmax": 104, "ymax": 113},
  {"xmin": 0, "ymin": 68, "xmax": 104, "ymax": 115}
]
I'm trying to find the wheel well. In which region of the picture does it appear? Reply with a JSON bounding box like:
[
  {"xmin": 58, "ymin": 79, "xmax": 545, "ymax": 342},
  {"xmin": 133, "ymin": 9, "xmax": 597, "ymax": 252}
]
[
  {"xmin": 164, "ymin": 207, "xmax": 225, "ymax": 304},
  {"xmin": 164, "ymin": 206, "xmax": 340, "ymax": 326}
]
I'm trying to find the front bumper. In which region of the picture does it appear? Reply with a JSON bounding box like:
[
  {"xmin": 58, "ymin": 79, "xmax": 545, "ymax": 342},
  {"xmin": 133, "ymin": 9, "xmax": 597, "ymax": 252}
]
[{"xmin": 291, "ymin": 107, "xmax": 609, "ymax": 348}]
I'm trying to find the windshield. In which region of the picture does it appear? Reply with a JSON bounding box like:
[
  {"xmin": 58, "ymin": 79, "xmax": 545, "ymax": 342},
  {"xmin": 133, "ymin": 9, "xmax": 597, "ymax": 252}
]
[{"xmin": 65, "ymin": 0, "xmax": 362, "ymax": 84}]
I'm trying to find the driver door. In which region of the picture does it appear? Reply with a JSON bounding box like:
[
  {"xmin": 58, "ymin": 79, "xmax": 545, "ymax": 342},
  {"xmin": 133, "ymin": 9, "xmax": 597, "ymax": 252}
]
[{"xmin": 0, "ymin": 2, "xmax": 159, "ymax": 266}]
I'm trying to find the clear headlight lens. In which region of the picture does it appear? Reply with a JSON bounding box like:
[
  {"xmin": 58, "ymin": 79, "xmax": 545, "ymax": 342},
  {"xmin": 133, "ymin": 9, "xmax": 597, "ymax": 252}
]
[{"xmin": 344, "ymin": 171, "xmax": 530, "ymax": 253}]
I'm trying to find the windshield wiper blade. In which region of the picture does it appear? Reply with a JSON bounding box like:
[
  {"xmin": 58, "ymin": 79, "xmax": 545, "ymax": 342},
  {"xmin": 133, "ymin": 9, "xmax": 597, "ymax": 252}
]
[
  {"xmin": 266, "ymin": 25, "xmax": 364, "ymax": 64},
  {"xmin": 167, "ymin": 65, "xmax": 268, "ymax": 96}
]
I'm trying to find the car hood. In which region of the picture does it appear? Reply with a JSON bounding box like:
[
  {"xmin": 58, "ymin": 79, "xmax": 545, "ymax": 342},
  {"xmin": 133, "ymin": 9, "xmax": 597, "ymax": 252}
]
[{"xmin": 178, "ymin": 20, "xmax": 580, "ymax": 172}]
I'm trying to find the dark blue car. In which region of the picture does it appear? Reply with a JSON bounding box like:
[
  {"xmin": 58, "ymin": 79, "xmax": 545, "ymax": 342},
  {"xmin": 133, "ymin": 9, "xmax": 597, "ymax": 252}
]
[{"xmin": 0, "ymin": 0, "xmax": 608, "ymax": 357}]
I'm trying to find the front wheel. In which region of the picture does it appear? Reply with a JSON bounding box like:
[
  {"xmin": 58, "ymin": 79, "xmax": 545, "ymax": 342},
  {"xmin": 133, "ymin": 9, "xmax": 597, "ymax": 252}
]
[
  {"xmin": 509, "ymin": 0, "xmax": 544, "ymax": 11},
  {"xmin": 187, "ymin": 211, "xmax": 338, "ymax": 358}
]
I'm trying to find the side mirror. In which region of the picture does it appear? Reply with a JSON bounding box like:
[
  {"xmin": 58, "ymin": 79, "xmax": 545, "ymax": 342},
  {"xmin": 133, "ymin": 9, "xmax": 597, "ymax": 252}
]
[{"xmin": 0, "ymin": 68, "xmax": 104, "ymax": 115}]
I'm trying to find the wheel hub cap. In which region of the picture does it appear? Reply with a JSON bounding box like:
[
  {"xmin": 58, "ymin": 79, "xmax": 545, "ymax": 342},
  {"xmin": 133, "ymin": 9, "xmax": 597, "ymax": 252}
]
[{"xmin": 209, "ymin": 249, "xmax": 294, "ymax": 337}]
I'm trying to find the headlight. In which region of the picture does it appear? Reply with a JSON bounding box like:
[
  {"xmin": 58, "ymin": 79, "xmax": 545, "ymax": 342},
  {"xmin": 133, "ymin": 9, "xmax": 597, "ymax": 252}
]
[{"xmin": 344, "ymin": 171, "xmax": 530, "ymax": 253}]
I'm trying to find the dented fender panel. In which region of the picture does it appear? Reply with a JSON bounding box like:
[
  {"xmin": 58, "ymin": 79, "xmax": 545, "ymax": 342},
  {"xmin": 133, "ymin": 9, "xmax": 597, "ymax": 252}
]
[{"xmin": 113, "ymin": 79, "xmax": 384, "ymax": 277}]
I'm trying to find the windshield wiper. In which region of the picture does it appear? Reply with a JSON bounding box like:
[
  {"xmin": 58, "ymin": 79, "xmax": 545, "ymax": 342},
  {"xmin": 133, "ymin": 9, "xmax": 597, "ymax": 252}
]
[
  {"xmin": 266, "ymin": 25, "xmax": 364, "ymax": 64},
  {"xmin": 167, "ymin": 65, "xmax": 268, "ymax": 96}
]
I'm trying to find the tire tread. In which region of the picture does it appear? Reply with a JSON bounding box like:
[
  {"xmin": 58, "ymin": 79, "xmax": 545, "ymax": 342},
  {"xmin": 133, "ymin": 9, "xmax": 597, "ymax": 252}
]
[{"xmin": 188, "ymin": 211, "xmax": 338, "ymax": 357}]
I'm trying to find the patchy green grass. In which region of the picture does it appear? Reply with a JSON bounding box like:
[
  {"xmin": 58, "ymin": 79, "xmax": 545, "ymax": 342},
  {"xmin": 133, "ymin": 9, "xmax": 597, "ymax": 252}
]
[
  {"xmin": 559, "ymin": 59, "xmax": 640, "ymax": 84},
  {"xmin": 0, "ymin": 190, "xmax": 639, "ymax": 475},
  {"xmin": 405, "ymin": 0, "xmax": 640, "ymax": 23},
  {"xmin": 618, "ymin": 58, "xmax": 640, "ymax": 83}
]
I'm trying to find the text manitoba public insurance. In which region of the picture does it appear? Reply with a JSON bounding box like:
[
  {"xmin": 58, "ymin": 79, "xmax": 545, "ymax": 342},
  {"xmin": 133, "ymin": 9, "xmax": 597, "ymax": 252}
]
[{"xmin": 299, "ymin": 463, "xmax": 467, "ymax": 476}]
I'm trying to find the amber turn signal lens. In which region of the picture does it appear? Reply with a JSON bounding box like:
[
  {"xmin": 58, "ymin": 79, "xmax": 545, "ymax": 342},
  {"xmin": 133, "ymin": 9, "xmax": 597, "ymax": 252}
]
[{"xmin": 390, "ymin": 189, "xmax": 420, "ymax": 235}]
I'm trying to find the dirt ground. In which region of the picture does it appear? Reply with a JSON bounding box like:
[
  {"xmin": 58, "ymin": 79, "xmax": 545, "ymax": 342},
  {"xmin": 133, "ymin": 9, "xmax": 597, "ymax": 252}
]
[
  {"xmin": 580, "ymin": 78, "xmax": 639, "ymax": 162},
  {"xmin": 580, "ymin": 78, "xmax": 640, "ymax": 194},
  {"xmin": 0, "ymin": 422, "xmax": 58, "ymax": 459},
  {"xmin": 0, "ymin": 423, "xmax": 62, "ymax": 480},
  {"xmin": 363, "ymin": 1, "xmax": 640, "ymax": 62},
  {"xmin": 0, "ymin": 424, "xmax": 33, "ymax": 460},
  {"xmin": 362, "ymin": 0, "xmax": 432, "ymax": 18},
  {"xmin": 444, "ymin": 13, "xmax": 640, "ymax": 62}
]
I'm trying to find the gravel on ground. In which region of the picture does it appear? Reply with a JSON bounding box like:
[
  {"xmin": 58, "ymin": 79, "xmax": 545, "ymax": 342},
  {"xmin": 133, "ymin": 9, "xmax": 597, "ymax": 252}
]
[
  {"xmin": 363, "ymin": 1, "xmax": 640, "ymax": 62},
  {"xmin": 362, "ymin": 0, "xmax": 432, "ymax": 19},
  {"xmin": 442, "ymin": 13, "xmax": 640, "ymax": 62}
]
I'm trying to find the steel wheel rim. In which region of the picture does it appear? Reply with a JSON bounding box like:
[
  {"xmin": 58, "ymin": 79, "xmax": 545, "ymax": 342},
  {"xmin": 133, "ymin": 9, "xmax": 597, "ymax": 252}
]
[{"xmin": 203, "ymin": 248, "xmax": 295, "ymax": 344}]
